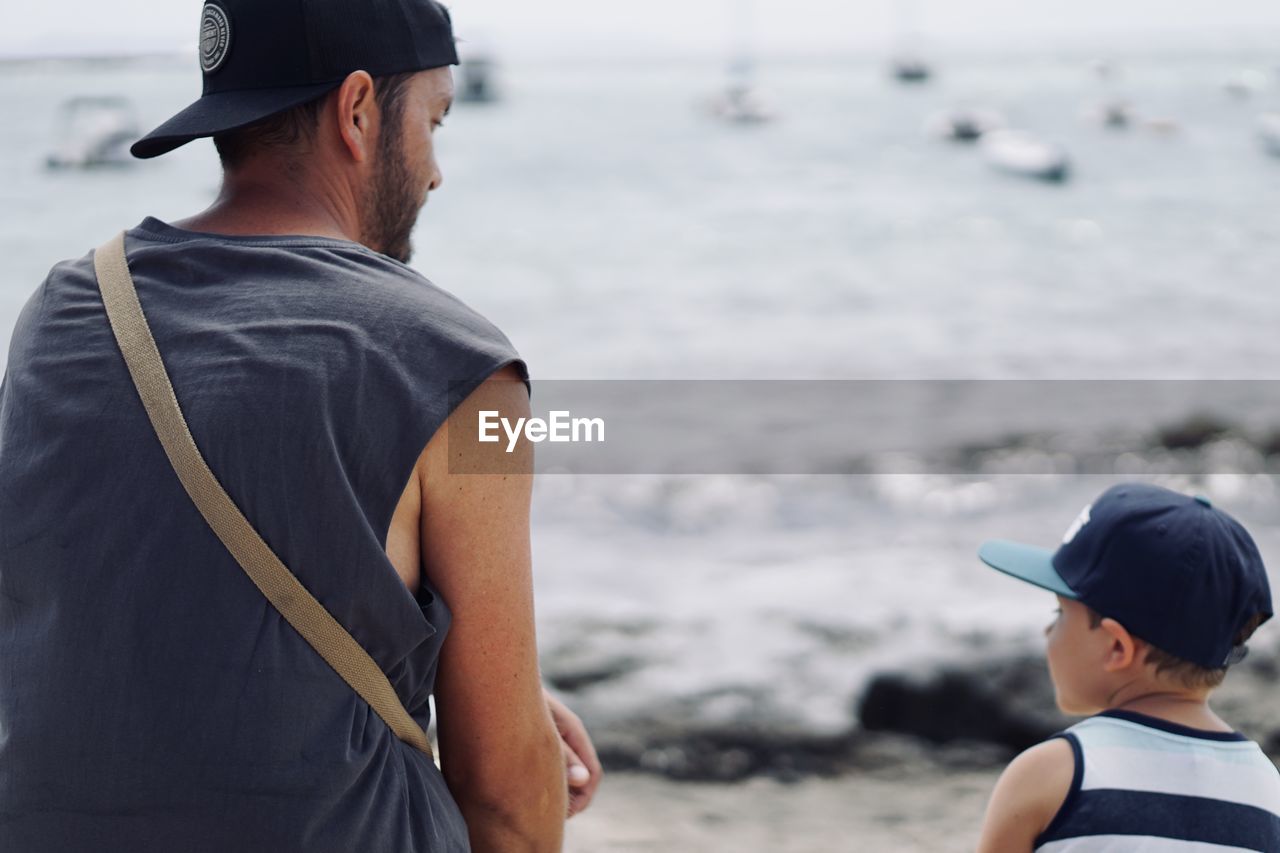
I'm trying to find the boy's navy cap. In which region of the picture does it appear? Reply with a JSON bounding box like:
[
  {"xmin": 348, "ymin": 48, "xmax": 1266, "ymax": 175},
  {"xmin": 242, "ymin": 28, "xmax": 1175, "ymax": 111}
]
[
  {"xmin": 979, "ymin": 483, "xmax": 1273, "ymax": 670},
  {"xmin": 131, "ymin": 0, "xmax": 459, "ymax": 160}
]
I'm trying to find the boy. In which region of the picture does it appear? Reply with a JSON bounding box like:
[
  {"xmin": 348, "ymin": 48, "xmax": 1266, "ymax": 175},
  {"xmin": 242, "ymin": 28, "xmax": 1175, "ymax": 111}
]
[{"xmin": 976, "ymin": 482, "xmax": 1280, "ymax": 852}]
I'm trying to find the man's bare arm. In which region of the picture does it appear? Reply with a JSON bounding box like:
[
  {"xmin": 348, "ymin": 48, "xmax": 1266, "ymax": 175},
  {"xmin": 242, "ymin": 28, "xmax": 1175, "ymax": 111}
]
[{"xmin": 419, "ymin": 364, "xmax": 566, "ymax": 851}]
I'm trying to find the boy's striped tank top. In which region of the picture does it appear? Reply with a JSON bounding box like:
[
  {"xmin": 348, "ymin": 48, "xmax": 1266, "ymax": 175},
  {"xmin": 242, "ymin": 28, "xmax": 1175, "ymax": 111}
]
[{"xmin": 1036, "ymin": 710, "xmax": 1280, "ymax": 852}]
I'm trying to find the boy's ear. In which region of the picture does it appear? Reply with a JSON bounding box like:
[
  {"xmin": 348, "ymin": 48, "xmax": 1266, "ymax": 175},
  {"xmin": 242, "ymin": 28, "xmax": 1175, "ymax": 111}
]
[{"xmin": 1099, "ymin": 617, "xmax": 1138, "ymax": 672}]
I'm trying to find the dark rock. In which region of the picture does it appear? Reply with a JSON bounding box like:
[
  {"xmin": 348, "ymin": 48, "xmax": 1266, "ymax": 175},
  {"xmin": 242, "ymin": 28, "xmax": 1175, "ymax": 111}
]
[
  {"xmin": 857, "ymin": 656, "xmax": 1070, "ymax": 756},
  {"xmin": 857, "ymin": 648, "xmax": 1280, "ymax": 767},
  {"xmin": 596, "ymin": 727, "xmax": 854, "ymax": 783},
  {"xmin": 544, "ymin": 656, "xmax": 644, "ymax": 693},
  {"xmin": 1155, "ymin": 414, "xmax": 1234, "ymax": 450},
  {"xmin": 845, "ymin": 731, "xmax": 1010, "ymax": 774}
]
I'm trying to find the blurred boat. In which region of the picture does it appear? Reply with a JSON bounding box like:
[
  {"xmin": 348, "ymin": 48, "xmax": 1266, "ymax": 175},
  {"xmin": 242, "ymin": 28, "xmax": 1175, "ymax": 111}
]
[
  {"xmin": 1223, "ymin": 69, "xmax": 1268, "ymax": 99},
  {"xmin": 1142, "ymin": 117, "xmax": 1181, "ymax": 135},
  {"xmin": 458, "ymin": 53, "xmax": 499, "ymax": 104},
  {"xmin": 708, "ymin": 82, "xmax": 775, "ymax": 125},
  {"xmin": 708, "ymin": 0, "xmax": 775, "ymax": 125},
  {"xmin": 1089, "ymin": 58, "xmax": 1118, "ymax": 81},
  {"xmin": 889, "ymin": 0, "xmax": 931, "ymax": 84},
  {"xmin": 46, "ymin": 96, "xmax": 140, "ymax": 169},
  {"xmin": 1259, "ymin": 113, "xmax": 1280, "ymax": 158},
  {"xmin": 981, "ymin": 130, "xmax": 1071, "ymax": 183},
  {"xmin": 890, "ymin": 56, "xmax": 932, "ymax": 84},
  {"xmin": 1084, "ymin": 99, "xmax": 1135, "ymax": 130},
  {"xmin": 926, "ymin": 108, "xmax": 1005, "ymax": 142}
]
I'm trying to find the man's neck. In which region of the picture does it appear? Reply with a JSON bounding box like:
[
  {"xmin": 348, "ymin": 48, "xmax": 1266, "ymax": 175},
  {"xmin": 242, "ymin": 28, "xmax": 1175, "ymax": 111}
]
[{"xmin": 174, "ymin": 167, "xmax": 362, "ymax": 246}]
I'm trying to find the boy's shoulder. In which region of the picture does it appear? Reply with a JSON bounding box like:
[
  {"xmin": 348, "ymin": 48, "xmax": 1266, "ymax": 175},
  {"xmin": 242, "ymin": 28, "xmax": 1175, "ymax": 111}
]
[
  {"xmin": 982, "ymin": 712, "xmax": 1280, "ymax": 852},
  {"xmin": 977, "ymin": 736, "xmax": 1076, "ymax": 853}
]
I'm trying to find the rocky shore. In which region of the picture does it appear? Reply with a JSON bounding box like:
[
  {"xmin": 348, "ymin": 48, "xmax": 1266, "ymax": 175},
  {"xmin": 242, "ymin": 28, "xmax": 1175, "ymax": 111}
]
[{"xmin": 559, "ymin": 644, "xmax": 1280, "ymax": 783}]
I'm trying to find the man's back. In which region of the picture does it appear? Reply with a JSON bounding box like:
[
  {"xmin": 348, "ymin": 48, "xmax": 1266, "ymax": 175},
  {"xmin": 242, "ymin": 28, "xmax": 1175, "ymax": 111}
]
[{"xmin": 0, "ymin": 217, "xmax": 524, "ymax": 851}]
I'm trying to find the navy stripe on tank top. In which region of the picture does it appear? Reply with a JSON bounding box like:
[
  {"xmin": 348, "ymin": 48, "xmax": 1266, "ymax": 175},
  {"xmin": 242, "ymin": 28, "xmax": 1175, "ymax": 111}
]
[{"xmin": 0, "ymin": 217, "xmax": 528, "ymax": 853}]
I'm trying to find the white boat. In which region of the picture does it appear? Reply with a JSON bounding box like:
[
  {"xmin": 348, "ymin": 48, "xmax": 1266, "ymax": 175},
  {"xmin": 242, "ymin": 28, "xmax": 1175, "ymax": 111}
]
[
  {"xmin": 981, "ymin": 130, "xmax": 1071, "ymax": 183},
  {"xmin": 46, "ymin": 96, "xmax": 140, "ymax": 169},
  {"xmin": 1259, "ymin": 113, "xmax": 1280, "ymax": 158},
  {"xmin": 925, "ymin": 108, "xmax": 1004, "ymax": 142}
]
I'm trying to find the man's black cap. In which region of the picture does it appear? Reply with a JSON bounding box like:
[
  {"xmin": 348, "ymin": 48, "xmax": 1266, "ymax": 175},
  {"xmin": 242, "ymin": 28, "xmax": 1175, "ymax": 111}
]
[{"xmin": 131, "ymin": 0, "xmax": 459, "ymax": 159}]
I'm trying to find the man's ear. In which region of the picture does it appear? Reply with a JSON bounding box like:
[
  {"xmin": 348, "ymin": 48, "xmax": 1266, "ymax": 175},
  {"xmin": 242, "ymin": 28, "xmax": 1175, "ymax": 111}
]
[
  {"xmin": 335, "ymin": 70, "xmax": 377, "ymax": 164},
  {"xmin": 1099, "ymin": 617, "xmax": 1138, "ymax": 672}
]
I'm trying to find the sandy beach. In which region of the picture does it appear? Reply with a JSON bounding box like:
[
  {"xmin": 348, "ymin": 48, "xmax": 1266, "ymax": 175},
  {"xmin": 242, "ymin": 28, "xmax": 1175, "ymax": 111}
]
[{"xmin": 564, "ymin": 767, "xmax": 998, "ymax": 852}]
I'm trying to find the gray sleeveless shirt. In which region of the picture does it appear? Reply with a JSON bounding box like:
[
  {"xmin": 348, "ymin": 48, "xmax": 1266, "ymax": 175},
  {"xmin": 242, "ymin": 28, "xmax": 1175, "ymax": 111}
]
[{"xmin": 0, "ymin": 217, "xmax": 528, "ymax": 852}]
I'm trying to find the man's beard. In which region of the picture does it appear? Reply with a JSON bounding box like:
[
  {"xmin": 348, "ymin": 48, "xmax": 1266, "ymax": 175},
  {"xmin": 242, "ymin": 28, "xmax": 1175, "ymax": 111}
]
[{"xmin": 360, "ymin": 125, "xmax": 423, "ymax": 264}]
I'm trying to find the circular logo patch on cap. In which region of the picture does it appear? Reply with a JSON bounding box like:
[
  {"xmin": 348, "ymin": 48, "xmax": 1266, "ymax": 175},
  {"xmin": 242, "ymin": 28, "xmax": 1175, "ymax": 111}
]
[{"xmin": 200, "ymin": 4, "xmax": 232, "ymax": 74}]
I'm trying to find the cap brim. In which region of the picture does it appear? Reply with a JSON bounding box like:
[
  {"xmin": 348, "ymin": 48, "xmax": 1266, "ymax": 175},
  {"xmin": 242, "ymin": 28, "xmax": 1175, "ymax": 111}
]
[
  {"xmin": 978, "ymin": 539, "xmax": 1080, "ymax": 598},
  {"xmin": 131, "ymin": 82, "xmax": 344, "ymax": 160}
]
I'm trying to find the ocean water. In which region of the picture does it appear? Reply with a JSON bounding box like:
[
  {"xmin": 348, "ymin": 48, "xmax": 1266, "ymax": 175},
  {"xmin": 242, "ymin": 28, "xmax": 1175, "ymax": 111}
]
[{"xmin": 3, "ymin": 52, "xmax": 1279, "ymax": 739}]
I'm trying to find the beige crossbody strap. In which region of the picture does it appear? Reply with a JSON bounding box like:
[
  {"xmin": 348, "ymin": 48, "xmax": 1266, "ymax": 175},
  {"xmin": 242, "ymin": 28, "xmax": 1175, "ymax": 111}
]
[{"xmin": 93, "ymin": 231, "xmax": 433, "ymax": 759}]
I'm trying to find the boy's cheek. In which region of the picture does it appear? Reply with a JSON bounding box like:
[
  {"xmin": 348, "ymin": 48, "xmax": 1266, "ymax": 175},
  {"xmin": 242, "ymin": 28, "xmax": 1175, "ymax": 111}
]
[
  {"xmin": 1047, "ymin": 663, "xmax": 1081, "ymax": 712},
  {"xmin": 1046, "ymin": 640, "xmax": 1082, "ymax": 713},
  {"xmin": 1051, "ymin": 678, "xmax": 1084, "ymax": 714},
  {"xmin": 1047, "ymin": 654, "xmax": 1101, "ymax": 715}
]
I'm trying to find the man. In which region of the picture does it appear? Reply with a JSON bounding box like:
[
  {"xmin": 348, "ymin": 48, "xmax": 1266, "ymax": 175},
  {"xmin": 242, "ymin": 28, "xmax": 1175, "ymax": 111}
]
[{"xmin": 0, "ymin": 1, "xmax": 599, "ymax": 850}]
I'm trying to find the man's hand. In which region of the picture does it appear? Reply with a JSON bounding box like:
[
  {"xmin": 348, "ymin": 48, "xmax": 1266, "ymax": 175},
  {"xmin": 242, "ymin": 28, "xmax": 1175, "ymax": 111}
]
[{"xmin": 544, "ymin": 689, "xmax": 602, "ymax": 817}]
